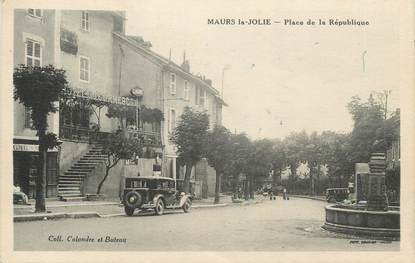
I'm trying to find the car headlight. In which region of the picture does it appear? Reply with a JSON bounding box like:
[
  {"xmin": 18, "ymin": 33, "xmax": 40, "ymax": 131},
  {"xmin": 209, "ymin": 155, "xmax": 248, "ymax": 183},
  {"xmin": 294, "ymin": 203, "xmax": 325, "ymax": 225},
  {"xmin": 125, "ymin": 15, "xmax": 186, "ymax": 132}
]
[{"xmin": 129, "ymin": 196, "xmax": 136, "ymax": 203}]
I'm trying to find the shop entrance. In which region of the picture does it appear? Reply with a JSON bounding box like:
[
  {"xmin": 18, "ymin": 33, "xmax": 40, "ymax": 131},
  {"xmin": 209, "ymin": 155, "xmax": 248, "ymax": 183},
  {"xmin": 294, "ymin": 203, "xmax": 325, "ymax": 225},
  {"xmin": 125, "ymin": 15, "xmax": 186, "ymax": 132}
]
[{"xmin": 13, "ymin": 151, "xmax": 58, "ymax": 198}]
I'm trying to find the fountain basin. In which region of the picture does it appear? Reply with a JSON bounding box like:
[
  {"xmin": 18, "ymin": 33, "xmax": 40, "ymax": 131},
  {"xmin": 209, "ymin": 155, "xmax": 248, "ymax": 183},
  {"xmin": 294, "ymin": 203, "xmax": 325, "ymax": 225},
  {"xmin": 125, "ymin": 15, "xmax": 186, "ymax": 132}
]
[{"xmin": 322, "ymin": 204, "xmax": 400, "ymax": 240}]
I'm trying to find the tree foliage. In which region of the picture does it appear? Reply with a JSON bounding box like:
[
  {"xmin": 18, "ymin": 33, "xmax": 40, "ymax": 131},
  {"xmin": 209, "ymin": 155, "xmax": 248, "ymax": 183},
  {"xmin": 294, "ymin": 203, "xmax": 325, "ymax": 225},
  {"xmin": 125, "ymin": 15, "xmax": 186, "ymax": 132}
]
[
  {"xmin": 170, "ymin": 107, "xmax": 210, "ymax": 193},
  {"xmin": 13, "ymin": 65, "xmax": 69, "ymax": 212},
  {"xmin": 14, "ymin": 65, "xmax": 69, "ymax": 135},
  {"xmin": 347, "ymin": 94, "xmax": 384, "ymax": 163},
  {"xmin": 204, "ymin": 125, "xmax": 233, "ymax": 203}
]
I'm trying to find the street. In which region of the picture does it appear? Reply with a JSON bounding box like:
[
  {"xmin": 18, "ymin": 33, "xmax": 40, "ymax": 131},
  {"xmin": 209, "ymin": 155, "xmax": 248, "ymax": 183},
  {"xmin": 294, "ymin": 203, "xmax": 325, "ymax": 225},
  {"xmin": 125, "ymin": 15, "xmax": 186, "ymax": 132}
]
[{"xmin": 14, "ymin": 197, "xmax": 399, "ymax": 251}]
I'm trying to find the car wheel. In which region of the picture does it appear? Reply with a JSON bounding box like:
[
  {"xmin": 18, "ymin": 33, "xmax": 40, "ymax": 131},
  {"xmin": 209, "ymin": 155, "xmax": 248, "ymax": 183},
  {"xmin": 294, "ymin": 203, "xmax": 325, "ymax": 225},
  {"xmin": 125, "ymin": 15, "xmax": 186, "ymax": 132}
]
[
  {"xmin": 154, "ymin": 198, "xmax": 164, "ymax": 216},
  {"xmin": 124, "ymin": 206, "xmax": 135, "ymax": 216},
  {"xmin": 125, "ymin": 191, "xmax": 142, "ymax": 208},
  {"xmin": 182, "ymin": 199, "xmax": 191, "ymax": 213}
]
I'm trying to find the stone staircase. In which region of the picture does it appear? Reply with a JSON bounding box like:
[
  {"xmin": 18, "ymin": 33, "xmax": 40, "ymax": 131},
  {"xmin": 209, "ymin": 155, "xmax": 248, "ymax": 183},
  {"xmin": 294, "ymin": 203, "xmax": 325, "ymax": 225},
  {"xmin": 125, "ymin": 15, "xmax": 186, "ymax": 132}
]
[{"xmin": 58, "ymin": 145, "xmax": 106, "ymax": 201}]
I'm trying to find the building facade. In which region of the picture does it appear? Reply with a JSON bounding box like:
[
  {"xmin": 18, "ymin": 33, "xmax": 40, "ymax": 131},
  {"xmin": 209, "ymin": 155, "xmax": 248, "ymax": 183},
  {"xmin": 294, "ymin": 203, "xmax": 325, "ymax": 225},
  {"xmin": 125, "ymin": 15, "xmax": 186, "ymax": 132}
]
[
  {"xmin": 13, "ymin": 9, "xmax": 225, "ymax": 200},
  {"xmin": 113, "ymin": 31, "xmax": 226, "ymax": 198}
]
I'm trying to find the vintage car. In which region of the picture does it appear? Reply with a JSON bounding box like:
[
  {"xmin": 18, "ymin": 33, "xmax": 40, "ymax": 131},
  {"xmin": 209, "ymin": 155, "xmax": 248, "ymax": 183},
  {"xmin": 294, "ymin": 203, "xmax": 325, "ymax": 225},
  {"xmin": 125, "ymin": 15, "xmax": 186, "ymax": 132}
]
[
  {"xmin": 123, "ymin": 176, "xmax": 192, "ymax": 216},
  {"xmin": 326, "ymin": 188, "xmax": 349, "ymax": 203}
]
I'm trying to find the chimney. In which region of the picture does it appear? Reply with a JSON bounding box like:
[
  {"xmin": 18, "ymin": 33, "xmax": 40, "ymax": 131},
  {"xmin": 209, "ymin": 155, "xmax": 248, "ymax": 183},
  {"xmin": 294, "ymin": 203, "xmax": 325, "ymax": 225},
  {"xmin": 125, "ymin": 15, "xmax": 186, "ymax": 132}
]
[{"xmin": 181, "ymin": 51, "xmax": 190, "ymax": 72}]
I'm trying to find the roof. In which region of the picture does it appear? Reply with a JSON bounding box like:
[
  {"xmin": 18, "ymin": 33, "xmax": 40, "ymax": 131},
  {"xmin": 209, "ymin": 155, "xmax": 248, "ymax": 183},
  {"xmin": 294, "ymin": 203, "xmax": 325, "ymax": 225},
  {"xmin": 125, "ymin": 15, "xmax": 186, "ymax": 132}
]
[{"xmin": 113, "ymin": 32, "xmax": 228, "ymax": 106}]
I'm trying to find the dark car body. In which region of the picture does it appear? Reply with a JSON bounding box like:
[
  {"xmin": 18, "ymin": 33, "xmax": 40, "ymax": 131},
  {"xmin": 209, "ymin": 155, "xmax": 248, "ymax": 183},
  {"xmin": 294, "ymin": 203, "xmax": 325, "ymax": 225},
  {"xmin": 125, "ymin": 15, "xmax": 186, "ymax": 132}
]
[
  {"xmin": 123, "ymin": 176, "xmax": 192, "ymax": 216},
  {"xmin": 326, "ymin": 188, "xmax": 349, "ymax": 203}
]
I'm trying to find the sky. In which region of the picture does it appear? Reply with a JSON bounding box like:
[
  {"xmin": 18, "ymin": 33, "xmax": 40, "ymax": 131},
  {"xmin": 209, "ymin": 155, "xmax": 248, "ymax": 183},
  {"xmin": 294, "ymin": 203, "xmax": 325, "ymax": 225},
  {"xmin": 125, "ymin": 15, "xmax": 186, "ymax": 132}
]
[{"xmin": 124, "ymin": 0, "xmax": 400, "ymax": 140}]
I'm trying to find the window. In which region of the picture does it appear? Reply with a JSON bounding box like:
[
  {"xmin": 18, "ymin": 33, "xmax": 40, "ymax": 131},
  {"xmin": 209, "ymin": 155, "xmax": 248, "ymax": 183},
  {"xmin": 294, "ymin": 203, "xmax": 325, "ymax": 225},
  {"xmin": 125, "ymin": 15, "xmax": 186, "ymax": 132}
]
[
  {"xmin": 195, "ymin": 86, "xmax": 206, "ymax": 107},
  {"xmin": 79, "ymin": 56, "xmax": 90, "ymax": 82},
  {"xmin": 25, "ymin": 39, "xmax": 42, "ymax": 67},
  {"xmin": 24, "ymin": 107, "xmax": 34, "ymax": 129},
  {"xmin": 169, "ymin": 108, "xmax": 176, "ymax": 133},
  {"xmin": 170, "ymin": 73, "xmax": 176, "ymax": 95},
  {"xmin": 199, "ymin": 89, "xmax": 206, "ymax": 107},
  {"xmin": 28, "ymin": 9, "xmax": 42, "ymax": 18},
  {"xmin": 205, "ymin": 94, "xmax": 209, "ymax": 110},
  {"xmin": 184, "ymin": 80, "xmax": 189, "ymax": 100},
  {"xmin": 170, "ymin": 74, "xmax": 177, "ymax": 95},
  {"xmin": 81, "ymin": 11, "xmax": 90, "ymax": 31}
]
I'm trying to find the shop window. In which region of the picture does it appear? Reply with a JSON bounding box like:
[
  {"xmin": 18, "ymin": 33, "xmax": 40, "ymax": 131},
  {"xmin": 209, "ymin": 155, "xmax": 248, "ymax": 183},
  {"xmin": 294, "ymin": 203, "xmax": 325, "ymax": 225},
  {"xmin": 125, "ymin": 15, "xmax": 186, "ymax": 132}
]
[{"xmin": 25, "ymin": 39, "xmax": 42, "ymax": 67}]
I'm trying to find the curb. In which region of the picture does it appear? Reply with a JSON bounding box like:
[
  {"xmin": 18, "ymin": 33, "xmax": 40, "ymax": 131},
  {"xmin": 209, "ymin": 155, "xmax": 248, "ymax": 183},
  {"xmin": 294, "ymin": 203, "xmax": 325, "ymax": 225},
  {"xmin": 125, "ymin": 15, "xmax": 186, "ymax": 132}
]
[
  {"xmin": 290, "ymin": 195, "xmax": 326, "ymax": 202},
  {"xmin": 14, "ymin": 202, "xmax": 120, "ymax": 210},
  {"xmin": 14, "ymin": 199, "xmax": 264, "ymax": 221},
  {"xmin": 14, "ymin": 212, "xmax": 100, "ymax": 222},
  {"xmin": 192, "ymin": 203, "xmax": 228, "ymax": 209}
]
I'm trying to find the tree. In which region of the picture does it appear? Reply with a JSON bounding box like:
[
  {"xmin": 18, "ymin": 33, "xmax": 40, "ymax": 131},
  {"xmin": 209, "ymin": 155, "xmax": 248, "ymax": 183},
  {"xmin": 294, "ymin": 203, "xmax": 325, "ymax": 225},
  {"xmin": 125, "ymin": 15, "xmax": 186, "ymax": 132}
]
[
  {"xmin": 247, "ymin": 139, "xmax": 275, "ymax": 198},
  {"xmin": 271, "ymin": 138, "xmax": 287, "ymax": 186},
  {"xmin": 321, "ymin": 131, "xmax": 353, "ymax": 187},
  {"xmin": 347, "ymin": 94, "xmax": 384, "ymax": 164},
  {"xmin": 96, "ymin": 129, "xmax": 143, "ymax": 194},
  {"xmin": 13, "ymin": 65, "xmax": 69, "ymax": 212},
  {"xmin": 226, "ymin": 133, "xmax": 253, "ymax": 199},
  {"xmin": 170, "ymin": 107, "xmax": 209, "ymax": 194},
  {"xmin": 204, "ymin": 125, "xmax": 232, "ymax": 204},
  {"xmin": 283, "ymin": 130, "xmax": 309, "ymax": 193}
]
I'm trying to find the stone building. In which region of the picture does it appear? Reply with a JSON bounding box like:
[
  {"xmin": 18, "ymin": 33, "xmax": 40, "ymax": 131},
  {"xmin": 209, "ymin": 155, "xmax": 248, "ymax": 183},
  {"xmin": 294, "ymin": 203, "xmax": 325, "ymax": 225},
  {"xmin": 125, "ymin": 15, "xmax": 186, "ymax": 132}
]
[{"xmin": 13, "ymin": 9, "xmax": 225, "ymax": 200}]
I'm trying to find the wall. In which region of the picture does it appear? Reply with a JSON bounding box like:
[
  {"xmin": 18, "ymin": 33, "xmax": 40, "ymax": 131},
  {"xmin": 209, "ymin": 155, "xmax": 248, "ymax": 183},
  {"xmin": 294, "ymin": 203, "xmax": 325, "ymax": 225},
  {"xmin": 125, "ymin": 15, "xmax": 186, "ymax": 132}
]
[
  {"xmin": 59, "ymin": 141, "xmax": 90, "ymax": 174},
  {"xmin": 113, "ymin": 34, "xmax": 162, "ymax": 110}
]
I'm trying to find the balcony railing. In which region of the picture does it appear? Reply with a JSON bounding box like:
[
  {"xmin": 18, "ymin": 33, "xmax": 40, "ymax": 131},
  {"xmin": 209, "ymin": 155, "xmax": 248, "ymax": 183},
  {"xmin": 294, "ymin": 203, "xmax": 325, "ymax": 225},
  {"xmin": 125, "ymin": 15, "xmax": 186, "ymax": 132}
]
[
  {"xmin": 128, "ymin": 129, "xmax": 162, "ymax": 147},
  {"xmin": 60, "ymin": 124, "xmax": 162, "ymax": 148},
  {"xmin": 59, "ymin": 125, "xmax": 92, "ymax": 142}
]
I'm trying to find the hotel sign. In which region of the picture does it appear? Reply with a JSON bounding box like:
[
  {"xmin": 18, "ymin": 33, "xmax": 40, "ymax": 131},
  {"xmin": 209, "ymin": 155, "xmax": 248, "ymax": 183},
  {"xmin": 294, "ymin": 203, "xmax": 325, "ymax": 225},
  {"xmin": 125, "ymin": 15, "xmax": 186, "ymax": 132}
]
[{"xmin": 70, "ymin": 88, "xmax": 138, "ymax": 107}]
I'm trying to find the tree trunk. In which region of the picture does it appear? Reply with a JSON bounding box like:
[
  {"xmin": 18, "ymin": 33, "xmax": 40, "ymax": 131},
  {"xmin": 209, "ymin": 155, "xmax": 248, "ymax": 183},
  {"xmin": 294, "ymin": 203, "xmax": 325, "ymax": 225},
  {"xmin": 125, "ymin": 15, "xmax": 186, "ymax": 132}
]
[
  {"xmin": 316, "ymin": 164, "xmax": 320, "ymax": 194},
  {"xmin": 214, "ymin": 170, "xmax": 222, "ymax": 204},
  {"xmin": 183, "ymin": 163, "xmax": 193, "ymax": 194},
  {"xmin": 97, "ymin": 166, "xmax": 111, "ymax": 195},
  {"xmin": 35, "ymin": 131, "xmax": 47, "ymax": 213},
  {"xmin": 244, "ymin": 181, "xmax": 249, "ymax": 200},
  {"xmin": 310, "ymin": 167, "xmax": 314, "ymax": 196},
  {"xmin": 290, "ymin": 163, "xmax": 296, "ymax": 194},
  {"xmin": 249, "ymin": 175, "xmax": 255, "ymax": 199}
]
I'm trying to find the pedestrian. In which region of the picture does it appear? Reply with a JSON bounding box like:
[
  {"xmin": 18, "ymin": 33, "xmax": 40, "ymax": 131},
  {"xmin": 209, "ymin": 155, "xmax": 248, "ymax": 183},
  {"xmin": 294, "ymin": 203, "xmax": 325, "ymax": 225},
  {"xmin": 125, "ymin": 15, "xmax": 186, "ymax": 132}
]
[{"xmin": 283, "ymin": 188, "xmax": 287, "ymax": 200}]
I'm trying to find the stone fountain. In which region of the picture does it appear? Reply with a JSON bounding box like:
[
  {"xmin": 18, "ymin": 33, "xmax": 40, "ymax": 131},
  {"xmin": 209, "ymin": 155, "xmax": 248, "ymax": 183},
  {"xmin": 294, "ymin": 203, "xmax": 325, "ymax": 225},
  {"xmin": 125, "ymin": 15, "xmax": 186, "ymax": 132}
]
[{"xmin": 322, "ymin": 153, "xmax": 400, "ymax": 240}]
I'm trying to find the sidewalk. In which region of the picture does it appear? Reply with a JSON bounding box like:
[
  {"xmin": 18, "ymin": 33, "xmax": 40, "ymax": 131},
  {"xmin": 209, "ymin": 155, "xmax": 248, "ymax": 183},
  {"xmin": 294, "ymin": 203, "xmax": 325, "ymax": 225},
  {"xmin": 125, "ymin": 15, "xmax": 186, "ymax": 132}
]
[{"xmin": 14, "ymin": 195, "xmax": 264, "ymax": 222}]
